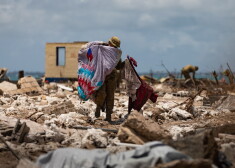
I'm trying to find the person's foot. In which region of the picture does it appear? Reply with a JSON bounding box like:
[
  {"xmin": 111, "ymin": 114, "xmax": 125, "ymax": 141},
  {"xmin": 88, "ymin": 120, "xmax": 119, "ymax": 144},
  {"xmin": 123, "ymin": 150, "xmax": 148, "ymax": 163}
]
[
  {"xmin": 104, "ymin": 117, "xmax": 111, "ymax": 122},
  {"xmin": 104, "ymin": 113, "xmax": 112, "ymax": 122},
  {"xmin": 101, "ymin": 106, "xmax": 105, "ymax": 112},
  {"xmin": 124, "ymin": 114, "xmax": 129, "ymax": 119},
  {"xmin": 95, "ymin": 107, "xmax": 100, "ymax": 118}
]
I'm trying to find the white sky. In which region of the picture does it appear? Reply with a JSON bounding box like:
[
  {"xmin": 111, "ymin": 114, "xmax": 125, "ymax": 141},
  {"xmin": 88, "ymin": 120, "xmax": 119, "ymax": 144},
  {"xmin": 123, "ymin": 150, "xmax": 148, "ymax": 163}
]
[{"xmin": 0, "ymin": 0, "xmax": 235, "ymax": 72}]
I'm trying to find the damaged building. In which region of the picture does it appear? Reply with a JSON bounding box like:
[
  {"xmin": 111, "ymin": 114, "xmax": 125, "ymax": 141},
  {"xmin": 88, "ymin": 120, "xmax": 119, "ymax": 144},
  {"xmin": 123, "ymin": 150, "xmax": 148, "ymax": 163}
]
[{"xmin": 45, "ymin": 41, "xmax": 87, "ymax": 82}]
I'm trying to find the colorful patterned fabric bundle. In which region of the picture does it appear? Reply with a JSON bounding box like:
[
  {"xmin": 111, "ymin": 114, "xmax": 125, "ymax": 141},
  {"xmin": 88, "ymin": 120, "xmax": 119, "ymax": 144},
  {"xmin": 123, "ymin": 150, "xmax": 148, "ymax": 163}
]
[{"xmin": 77, "ymin": 41, "xmax": 122, "ymax": 100}]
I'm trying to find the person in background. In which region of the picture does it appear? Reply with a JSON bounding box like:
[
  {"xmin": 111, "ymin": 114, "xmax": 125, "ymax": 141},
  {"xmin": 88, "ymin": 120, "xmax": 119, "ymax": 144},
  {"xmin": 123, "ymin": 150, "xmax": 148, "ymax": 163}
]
[
  {"xmin": 181, "ymin": 65, "xmax": 199, "ymax": 80},
  {"xmin": 223, "ymin": 69, "xmax": 234, "ymax": 84}
]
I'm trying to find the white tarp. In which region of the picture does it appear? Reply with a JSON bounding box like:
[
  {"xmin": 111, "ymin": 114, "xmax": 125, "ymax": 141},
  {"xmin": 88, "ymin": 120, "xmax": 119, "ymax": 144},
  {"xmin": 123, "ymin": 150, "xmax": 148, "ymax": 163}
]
[{"xmin": 37, "ymin": 141, "xmax": 191, "ymax": 168}]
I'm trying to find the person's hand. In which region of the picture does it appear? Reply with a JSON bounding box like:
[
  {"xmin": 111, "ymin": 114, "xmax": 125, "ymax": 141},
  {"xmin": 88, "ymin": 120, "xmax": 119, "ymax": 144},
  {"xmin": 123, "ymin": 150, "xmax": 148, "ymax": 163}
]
[
  {"xmin": 100, "ymin": 42, "xmax": 109, "ymax": 46},
  {"xmin": 127, "ymin": 56, "xmax": 137, "ymax": 67}
]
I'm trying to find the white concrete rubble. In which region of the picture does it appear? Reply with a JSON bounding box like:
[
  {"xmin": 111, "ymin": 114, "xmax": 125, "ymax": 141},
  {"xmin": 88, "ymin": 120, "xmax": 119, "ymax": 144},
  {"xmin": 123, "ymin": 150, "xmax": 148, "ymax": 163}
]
[
  {"xmin": 170, "ymin": 107, "xmax": 193, "ymax": 120},
  {"xmin": 81, "ymin": 128, "xmax": 108, "ymax": 148},
  {"xmin": 57, "ymin": 112, "xmax": 86, "ymax": 127},
  {"xmin": 157, "ymin": 101, "xmax": 178, "ymax": 112},
  {"xmin": 168, "ymin": 125, "xmax": 195, "ymax": 140},
  {"xmin": 0, "ymin": 81, "xmax": 17, "ymax": 91}
]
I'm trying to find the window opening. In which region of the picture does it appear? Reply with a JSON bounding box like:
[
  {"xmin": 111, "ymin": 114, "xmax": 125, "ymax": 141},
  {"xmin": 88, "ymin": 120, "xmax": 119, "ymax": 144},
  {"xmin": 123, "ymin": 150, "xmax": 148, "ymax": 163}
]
[{"xmin": 56, "ymin": 47, "xmax": 65, "ymax": 66}]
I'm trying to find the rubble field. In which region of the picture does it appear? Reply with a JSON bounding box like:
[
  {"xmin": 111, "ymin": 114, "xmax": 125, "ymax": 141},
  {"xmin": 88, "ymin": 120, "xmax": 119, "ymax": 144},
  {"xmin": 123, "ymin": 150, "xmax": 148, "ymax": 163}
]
[{"xmin": 0, "ymin": 76, "xmax": 235, "ymax": 168}]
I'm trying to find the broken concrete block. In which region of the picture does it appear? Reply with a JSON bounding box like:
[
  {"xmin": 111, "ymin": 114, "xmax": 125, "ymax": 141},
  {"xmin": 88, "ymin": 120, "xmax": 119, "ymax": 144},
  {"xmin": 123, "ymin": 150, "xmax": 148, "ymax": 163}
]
[
  {"xmin": 76, "ymin": 107, "xmax": 91, "ymax": 116},
  {"xmin": 202, "ymin": 110, "xmax": 220, "ymax": 117},
  {"xmin": 42, "ymin": 100, "xmax": 75, "ymax": 115},
  {"xmin": 169, "ymin": 111, "xmax": 179, "ymax": 120},
  {"xmin": 150, "ymin": 108, "xmax": 165, "ymax": 121},
  {"xmin": 55, "ymin": 91, "xmax": 67, "ymax": 98},
  {"xmin": 143, "ymin": 111, "xmax": 153, "ymax": 118},
  {"xmin": 117, "ymin": 127, "xmax": 145, "ymax": 144},
  {"xmin": 5, "ymin": 106, "xmax": 18, "ymax": 116},
  {"xmin": 118, "ymin": 111, "xmax": 171, "ymax": 144},
  {"xmin": 217, "ymin": 95, "xmax": 235, "ymax": 112},
  {"xmin": 166, "ymin": 130, "xmax": 218, "ymax": 162},
  {"xmin": 81, "ymin": 128, "xmax": 108, "ymax": 148},
  {"xmin": 159, "ymin": 112, "xmax": 171, "ymax": 120},
  {"xmin": 44, "ymin": 118, "xmax": 60, "ymax": 131},
  {"xmin": 195, "ymin": 95, "xmax": 204, "ymax": 102},
  {"xmin": 219, "ymin": 133, "xmax": 235, "ymax": 143},
  {"xmin": 4, "ymin": 76, "xmax": 43, "ymax": 95},
  {"xmin": 26, "ymin": 128, "xmax": 64, "ymax": 144},
  {"xmin": 158, "ymin": 102, "xmax": 178, "ymax": 112},
  {"xmin": 168, "ymin": 125, "xmax": 195, "ymax": 140},
  {"xmin": 61, "ymin": 130, "xmax": 86, "ymax": 147},
  {"xmin": 169, "ymin": 126, "xmax": 184, "ymax": 140},
  {"xmin": 170, "ymin": 108, "xmax": 193, "ymax": 120},
  {"xmin": 45, "ymin": 96, "xmax": 60, "ymax": 104},
  {"xmin": 57, "ymin": 112, "xmax": 86, "ymax": 127},
  {"xmin": 0, "ymin": 81, "xmax": 17, "ymax": 92},
  {"xmin": 0, "ymin": 97, "xmax": 14, "ymax": 105},
  {"xmin": 163, "ymin": 93, "xmax": 174, "ymax": 99},
  {"xmin": 220, "ymin": 142, "xmax": 235, "ymax": 165},
  {"xmin": 177, "ymin": 90, "xmax": 190, "ymax": 96},
  {"xmin": 45, "ymin": 130, "xmax": 64, "ymax": 143}
]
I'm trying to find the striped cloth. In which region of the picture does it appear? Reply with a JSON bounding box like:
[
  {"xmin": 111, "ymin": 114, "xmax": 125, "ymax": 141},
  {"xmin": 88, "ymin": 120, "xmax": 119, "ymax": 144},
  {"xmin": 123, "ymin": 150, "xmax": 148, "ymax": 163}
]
[{"xmin": 77, "ymin": 41, "xmax": 122, "ymax": 100}]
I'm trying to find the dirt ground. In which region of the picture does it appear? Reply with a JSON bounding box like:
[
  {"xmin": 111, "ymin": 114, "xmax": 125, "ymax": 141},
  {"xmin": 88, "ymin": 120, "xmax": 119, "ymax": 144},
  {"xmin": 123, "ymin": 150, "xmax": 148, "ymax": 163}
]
[{"xmin": 0, "ymin": 151, "xmax": 19, "ymax": 168}]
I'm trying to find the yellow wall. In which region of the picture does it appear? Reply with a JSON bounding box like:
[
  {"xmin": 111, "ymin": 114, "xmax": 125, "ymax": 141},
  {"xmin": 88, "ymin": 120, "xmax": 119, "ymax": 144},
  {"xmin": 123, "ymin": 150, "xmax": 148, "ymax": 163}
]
[{"xmin": 45, "ymin": 42, "xmax": 87, "ymax": 78}]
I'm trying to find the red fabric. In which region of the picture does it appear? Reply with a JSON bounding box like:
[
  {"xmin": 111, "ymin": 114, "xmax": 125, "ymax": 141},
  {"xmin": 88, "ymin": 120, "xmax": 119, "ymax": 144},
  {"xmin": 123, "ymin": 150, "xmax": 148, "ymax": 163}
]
[
  {"xmin": 128, "ymin": 79, "xmax": 158, "ymax": 113},
  {"xmin": 129, "ymin": 56, "xmax": 137, "ymax": 67},
  {"xmin": 127, "ymin": 56, "xmax": 158, "ymax": 113}
]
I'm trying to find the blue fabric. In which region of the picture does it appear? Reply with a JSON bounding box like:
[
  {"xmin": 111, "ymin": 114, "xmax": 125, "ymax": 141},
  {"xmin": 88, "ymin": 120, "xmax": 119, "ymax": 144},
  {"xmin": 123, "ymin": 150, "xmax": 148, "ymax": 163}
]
[{"xmin": 77, "ymin": 86, "xmax": 88, "ymax": 101}]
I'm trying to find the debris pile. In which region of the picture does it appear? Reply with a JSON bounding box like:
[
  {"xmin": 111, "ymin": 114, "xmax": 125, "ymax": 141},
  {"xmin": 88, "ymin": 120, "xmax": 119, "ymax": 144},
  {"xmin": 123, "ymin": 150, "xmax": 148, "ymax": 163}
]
[
  {"xmin": 118, "ymin": 111, "xmax": 170, "ymax": 144},
  {"xmin": 0, "ymin": 73, "xmax": 235, "ymax": 168}
]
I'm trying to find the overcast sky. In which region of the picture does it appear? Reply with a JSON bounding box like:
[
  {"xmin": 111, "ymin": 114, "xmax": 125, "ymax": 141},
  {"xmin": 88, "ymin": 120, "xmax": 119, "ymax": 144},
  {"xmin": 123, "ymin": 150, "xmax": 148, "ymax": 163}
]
[{"xmin": 0, "ymin": 0, "xmax": 235, "ymax": 73}]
